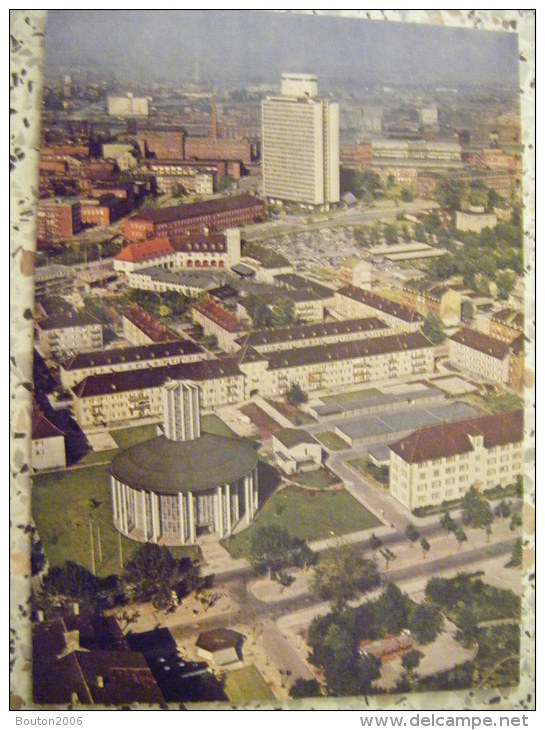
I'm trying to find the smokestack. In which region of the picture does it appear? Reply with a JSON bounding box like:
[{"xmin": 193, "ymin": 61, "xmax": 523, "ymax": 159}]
[{"xmin": 211, "ymin": 95, "xmax": 217, "ymax": 141}]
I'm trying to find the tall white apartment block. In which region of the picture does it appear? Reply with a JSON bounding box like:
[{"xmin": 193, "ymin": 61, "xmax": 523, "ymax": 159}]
[{"xmin": 262, "ymin": 73, "xmax": 339, "ymax": 209}]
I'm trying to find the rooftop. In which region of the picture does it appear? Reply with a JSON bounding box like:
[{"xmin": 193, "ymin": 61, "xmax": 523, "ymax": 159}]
[
  {"xmin": 389, "ymin": 410, "xmax": 523, "ymax": 464},
  {"xmin": 37, "ymin": 310, "xmax": 102, "ymax": 331},
  {"xmin": 195, "ymin": 629, "xmax": 243, "ymax": 653},
  {"xmin": 450, "ymin": 327, "xmax": 511, "ymax": 360},
  {"xmin": 72, "ymin": 357, "xmax": 241, "ymax": 398},
  {"xmin": 127, "ymin": 194, "xmax": 263, "ymax": 225},
  {"xmin": 238, "ymin": 317, "xmax": 389, "ymax": 348},
  {"xmin": 115, "ymin": 237, "xmax": 173, "ymax": 264},
  {"xmin": 60, "ymin": 340, "xmax": 203, "ymax": 371},
  {"xmin": 110, "ymin": 434, "xmax": 257, "ymax": 494},
  {"xmin": 266, "ymin": 332, "xmax": 433, "ymax": 371},
  {"xmin": 193, "ymin": 296, "xmax": 246, "ymax": 333},
  {"xmin": 123, "ymin": 304, "xmax": 178, "ymax": 342},
  {"xmin": 336, "ymin": 285, "xmax": 423, "ymax": 323},
  {"xmin": 32, "ymin": 405, "xmax": 64, "ymax": 439},
  {"xmin": 274, "ymin": 428, "xmax": 319, "ymax": 449}
]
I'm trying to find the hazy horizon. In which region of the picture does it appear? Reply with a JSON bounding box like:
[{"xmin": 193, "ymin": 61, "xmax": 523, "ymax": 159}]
[{"xmin": 44, "ymin": 10, "xmax": 520, "ymax": 91}]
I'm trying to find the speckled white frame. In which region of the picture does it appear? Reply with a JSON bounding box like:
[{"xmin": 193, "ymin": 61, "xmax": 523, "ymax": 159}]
[{"xmin": 9, "ymin": 9, "xmax": 535, "ymax": 711}]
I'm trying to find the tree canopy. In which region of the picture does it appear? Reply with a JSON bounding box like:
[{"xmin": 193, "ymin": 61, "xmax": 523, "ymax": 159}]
[
  {"xmin": 408, "ymin": 603, "xmax": 443, "ymax": 644},
  {"xmin": 124, "ymin": 544, "xmax": 202, "ymax": 610},
  {"xmin": 248, "ymin": 525, "xmax": 316, "ymax": 577},
  {"xmin": 312, "ymin": 547, "xmax": 380, "ymax": 606}
]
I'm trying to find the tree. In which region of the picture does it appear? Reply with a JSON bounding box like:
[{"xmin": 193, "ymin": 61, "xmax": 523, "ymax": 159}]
[
  {"xmin": 455, "ymin": 607, "xmax": 478, "ymax": 648},
  {"xmin": 248, "ymin": 525, "xmax": 316, "ymax": 578},
  {"xmin": 497, "ymin": 271, "xmax": 515, "ymax": 300},
  {"xmin": 454, "ymin": 527, "xmax": 468, "ymax": 550},
  {"xmin": 405, "ymin": 523, "xmax": 420, "ymax": 548},
  {"xmin": 312, "ymin": 547, "xmax": 379, "ymax": 606},
  {"xmin": 401, "ymin": 648, "xmax": 424, "ymax": 675},
  {"xmin": 286, "ymin": 382, "xmax": 308, "ymax": 407},
  {"xmin": 461, "ymin": 300, "xmax": 474, "ymax": 324},
  {"xmin": 377, "ymin": 583, "xmax": 411, "ymax": 635},
  {"xmin": 353, "ymin": 226, "xmax": 368, "ymax": 247},
  {"xmin": 420, "ymin": 537, "xmax": 430, "ymax": 559},
  {"xmin": 400, "ymin": 188, "xmax": 415, "ymax": 202},
  {"xmin": 422, "ymin": 312, "xmax": 445, "ymax": 344},
  {"xmin": 461, "ymin": 487, "xmax": 494, "ymax": 534},
  {"xmin": 507, "ymin": 538, "xmax": 523, "ymax": 568},
  {"xmin": 440, "ymin": 511, "xmax": 456, "ymax": 534},
  {"xmin": 289, "ymin": 678, "xmax": 322, "ymax": 699},
  {"xmin": 509, "ymin": 512, "xmax": 522, "ymax": 532},
  {"xmin": 408, "ymin": 603, "xmax": 443, "ymax": 644},
  {"xmin": 435, "ymin": 176, "xmax": 465, "ymax": 214},
  {"xmin": 123, "ymin": 544, "xmax": 202, "ymax": 610},
  {"xmin": 383, "ymin": 223, "xmax": 398, "ymax": 245},
  {"xmin": 495, "ymin": 499, "xmax": 511, "ymax": 520},
  {"xmin": 275, "ymin": 570, "xmax": 296, "ymax": 592},
  {"xmin": 369, "ymin": 533, "xmax": 382, "ymax": 553},
  {"xmin": 272, "ymin": 297, "xmax": 295, "ymax": 327}
]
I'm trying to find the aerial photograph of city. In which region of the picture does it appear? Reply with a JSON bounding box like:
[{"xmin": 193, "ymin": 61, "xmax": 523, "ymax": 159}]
[{"xmin": 11, "ymin": 8, "xmax": 534, "ymax": 711}]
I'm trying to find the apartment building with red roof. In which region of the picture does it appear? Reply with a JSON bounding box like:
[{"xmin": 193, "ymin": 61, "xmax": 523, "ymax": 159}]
[{"xmin": 389, "ymin": 410, "xmax": 523, "ymax": 510}]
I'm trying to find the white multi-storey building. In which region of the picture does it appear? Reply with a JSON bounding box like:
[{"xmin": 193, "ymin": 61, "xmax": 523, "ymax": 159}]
[
  {"xmin": 262, "ymin": 73, "xmax": 339, "ymax": 209},
  {"xmin": 389, "ymin": 410, "xmax": 523, "ymax": 510},
  {"xmin": 449, "ymin": 327, "xmax": 511, "ymax": 385}
]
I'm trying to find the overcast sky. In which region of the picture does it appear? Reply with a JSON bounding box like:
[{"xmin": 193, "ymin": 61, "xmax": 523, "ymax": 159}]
[{"xmin": 44, "ymin": 10, "xmax": 520, "ymax": 89}]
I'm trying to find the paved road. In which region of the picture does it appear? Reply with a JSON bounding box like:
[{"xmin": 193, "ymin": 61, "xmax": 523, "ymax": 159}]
[
  {"xmin": 170, "ymin": 537, "xmax": 516, "ymax": 645},
  {"xmin": 242, "ymin": 199, "xmax": 439, "ymax": 242}
]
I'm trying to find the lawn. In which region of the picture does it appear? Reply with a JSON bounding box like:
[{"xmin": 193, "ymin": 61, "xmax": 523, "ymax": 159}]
[
  {"xmin": 221, "ymin": 485, "xmax": 381, "ymax": 558},
  {"xmin": 76, "ymin": 448, "xmax": 119, "ymax": 466},
  {"xmin": 110, "ymin": 424, "xmax": 159, "ymax": 450},
  {"xmin": 222, "ymin": 665, "xmax": 275, "ymax": 703},
  {"xmin": 315, "ymin": 431, "xmax": 350, "ymax": 451},
  {"xmin": 321, "ymin": 388, "xmax": 382, "ymax": 408},
  {"xmin": 470, "ymin": 391, "xmax": 523, "ymax": 415},
  {"xmin": 293, "ymin": 467, "xmax": 340, "ymax": 489},
  {"xmin": 266, "ymin": 400, "xmax": 316, "ymax": 426},
  {"xmin": 346, "ymin": 458, "xmax": 389, "ymax": 486},
  {"xmin": 201, "ymin": 414, "xmax": 237, "ymax": 438},
  {"xmin": 32, "ymin": 466, "xmax": 200, "ymax": 577}
]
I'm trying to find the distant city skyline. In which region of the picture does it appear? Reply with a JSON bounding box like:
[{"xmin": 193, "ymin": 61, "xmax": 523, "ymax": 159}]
[{"xmin": 44, "ymin": 10, "xmax": 520, "ymax": 90}]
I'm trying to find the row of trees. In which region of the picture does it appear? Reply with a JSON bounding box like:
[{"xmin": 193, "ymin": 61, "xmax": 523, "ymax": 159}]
[
  {"xmin": 35, "ymin": 544, "xmax": 204, "ymax": 615},
  {"xmin": 244, "ymin": 293, "xmax": 296, "ymax": 329}
]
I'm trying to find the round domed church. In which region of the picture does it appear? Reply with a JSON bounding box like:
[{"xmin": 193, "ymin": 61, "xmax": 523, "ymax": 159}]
[{"xmin": 110, "ymin": 381, "xmax": 259, "ymax": 545}]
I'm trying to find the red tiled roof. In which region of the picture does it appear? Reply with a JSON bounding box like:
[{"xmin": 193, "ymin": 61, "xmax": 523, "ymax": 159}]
[
  {"xmin": 193, "ymin": 296, "xmax": 245, "ymax": 333},
  {"xmin": 60, "ymin": 340, "xmax": 203, "ymax": 371},
  {"xmin": 32, "ymin": 405, "xmax": 64, "ymax": 439},
  {"xmin": 337, "ymin": 285, "xmax": 423, "ymax": 323},
  {"xmin": 115, "ymin": 237, "xmax": 173, "ymax": 263},
  {"xmin": 450, "ymin": 327, "xmax": 511, "ymax": 360},
  {"xmin": 123, "ymin": 304, "xmax": 178, "ymax": 342},
  {"xmin": 71, "ymin": 357, "xmax": 242, "ymax": 398},
  {"xmin": 389, "ymin": 410, "xmax": 523, "ymax": 464},
  {"xmin": 127, "ymin": 194, "xmax": 263, "ymax": 225},
  {"xmin": 266, "ymin": 332, "xmax": 433, "ymax": 371}
]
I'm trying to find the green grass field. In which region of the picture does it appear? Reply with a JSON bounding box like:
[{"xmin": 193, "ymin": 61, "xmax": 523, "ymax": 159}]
[
  {"xmin": 110, "ymin": 424, "xmax": 159, "ymax": 450},
  {"xmin": 222, "ymin": 666, "xmax": 275, "ymax": 703},
  {"xmin": 315, "ymin": 431, "xmax": 350, "ymax": 451},
  {"xmin": 293, "ymin": 468, "xmax": 339, "ymax": 489},
  {"xmin": 32, "ymin": 465, "xmax": 200, "ymax": 577},
  {"xmin": 221, "ymin": 485, "xmax": 381, "ymax": 558},
  {"xmin": 201, "ymin": 414, "xmax": 237, "ymax": 438},
  {"xmin": 321, "ymin": 388, "xmax": 382, "ymax": 408}
]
